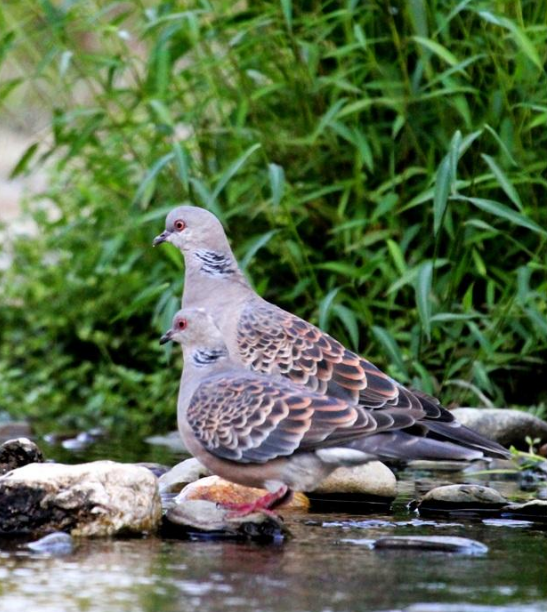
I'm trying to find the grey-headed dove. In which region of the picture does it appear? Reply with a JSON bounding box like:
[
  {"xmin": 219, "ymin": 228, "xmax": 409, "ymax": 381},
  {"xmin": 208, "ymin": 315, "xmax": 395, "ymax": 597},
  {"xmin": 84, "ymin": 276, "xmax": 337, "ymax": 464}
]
[{"xmin": 154, "ymin": 206, "xmax": 509, "ymax": 464}]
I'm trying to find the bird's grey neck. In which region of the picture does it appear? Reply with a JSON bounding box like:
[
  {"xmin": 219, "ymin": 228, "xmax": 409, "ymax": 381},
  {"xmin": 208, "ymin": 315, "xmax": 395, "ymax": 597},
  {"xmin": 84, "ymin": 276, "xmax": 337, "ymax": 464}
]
[{"xmin": 190, "ymin": 347, "xmax": 229, "ymax": 368}]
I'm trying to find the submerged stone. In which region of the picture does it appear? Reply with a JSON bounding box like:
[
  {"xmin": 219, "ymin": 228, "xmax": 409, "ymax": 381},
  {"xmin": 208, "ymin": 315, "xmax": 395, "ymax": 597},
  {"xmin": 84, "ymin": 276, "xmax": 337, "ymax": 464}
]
[
  {"xmin": 26, "ymin": 531, "xmax": 74, "ymax": 555},
  {"xmin": 0, "ymin": 438, "xmax": 44, "ymax": 475},
  {"xmin": 373, "ymin": 535, "xmax": 488, "ymax": 554},
  {"xmin": 163, "ymin": 499, "xmax": 289, "ymax": 542},
  {"xmin": 0, "ymin": 460, "xmax": 162, "ymax": 537},
  {"xmin": 175, "ymin": 475, "xmax": 310, "ymax": 512}
]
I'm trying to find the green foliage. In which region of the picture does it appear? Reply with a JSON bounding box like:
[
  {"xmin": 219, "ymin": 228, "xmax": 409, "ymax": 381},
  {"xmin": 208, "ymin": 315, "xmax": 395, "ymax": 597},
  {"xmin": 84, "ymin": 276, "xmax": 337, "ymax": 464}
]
[{"xmin": 1, "ymin": 0, "xmax": 546, "ymax": 432}]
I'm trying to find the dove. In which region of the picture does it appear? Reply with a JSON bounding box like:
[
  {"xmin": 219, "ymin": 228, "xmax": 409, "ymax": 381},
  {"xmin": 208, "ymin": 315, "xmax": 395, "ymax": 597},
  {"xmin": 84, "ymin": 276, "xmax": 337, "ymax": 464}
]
[
  {"xmin": 154, "ymin": 205, "xmax": 509, "ymax": 462},
  {"xmin": 161, "ymin": 308, "xmax": 502, "ymax": 516}
]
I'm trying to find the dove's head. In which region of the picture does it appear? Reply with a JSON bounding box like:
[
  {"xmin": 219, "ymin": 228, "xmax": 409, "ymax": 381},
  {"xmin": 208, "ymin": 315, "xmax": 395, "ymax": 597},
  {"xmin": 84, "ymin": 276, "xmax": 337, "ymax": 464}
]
[
  {"xmin": 153, "ymin": 205, "xmax": 229, "ymax": 253},
  {"xmin": 160, "ymin": 308, "xmax": 226, "ymax": 354}
]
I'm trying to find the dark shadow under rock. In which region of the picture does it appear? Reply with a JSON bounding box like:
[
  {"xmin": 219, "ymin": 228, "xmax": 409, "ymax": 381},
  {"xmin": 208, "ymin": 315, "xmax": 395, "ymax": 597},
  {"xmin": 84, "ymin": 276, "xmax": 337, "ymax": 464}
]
[{"xmin": 162, "ymin": 500, "xmax": 289, "ymax": 542}]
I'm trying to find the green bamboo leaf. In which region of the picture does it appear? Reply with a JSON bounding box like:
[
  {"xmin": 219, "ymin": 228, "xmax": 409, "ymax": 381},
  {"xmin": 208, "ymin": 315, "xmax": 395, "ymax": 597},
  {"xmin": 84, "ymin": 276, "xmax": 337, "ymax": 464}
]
[
  {"xmin": 455, "ymin": 196, "xmax": 547, "ymax": 237},
  {"xmin": 280, "ymin": 0, "xmax": 292, "ymax": 32},
  {"xmin": 211, "ymin": 143, "xmax": 261, "ymax": 201},
  {"xmin": 332, "ymin": 304, "xmax": 359, "ymax": 348},
  {"xmin": 481, "ymin": 154, "xmax": 522, "ymax": 210},
  {"xmin": 239, "ymin": 230, "xmax": 279, "ymax": 271},
  {"xmin": 412, "ymin": 36, "xmax": 461, "ymax": 68},
  {"xmin": 433, "ymin": 156, "xmax": 451, "ymax": 235},
  {"xmin": 415, "ymin": 260, "xmax": 433, "ymax": 340},
  {"xmin": 477, "ymin": 10, "xmax": 543, "ymax": 70},
  {"xmin": 133, "ymin": 152, "xmax": 174, "ymax": 207},
  {"xmin": 318, "ymin": 287, "xmax": 342, "ymax": 329},
  {"xmin": 268, "ymin": 163, "xmax": 285, "ymax": 206},
  {"xmin": 371, "ymin": 325, "xmax": 409, "ymax": 377}
]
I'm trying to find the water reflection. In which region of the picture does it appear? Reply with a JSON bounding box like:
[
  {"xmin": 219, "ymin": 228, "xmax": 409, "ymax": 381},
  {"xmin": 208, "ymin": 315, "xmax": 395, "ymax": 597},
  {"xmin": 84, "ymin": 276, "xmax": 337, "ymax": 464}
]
[{"xmin": 2, "ymin": 510, "xmax": 545, "ymax": 612}]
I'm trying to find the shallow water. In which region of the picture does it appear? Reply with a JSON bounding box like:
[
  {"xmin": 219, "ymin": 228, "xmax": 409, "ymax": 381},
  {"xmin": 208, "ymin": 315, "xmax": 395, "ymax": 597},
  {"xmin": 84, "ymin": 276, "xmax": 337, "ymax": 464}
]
[{"xmin": 1, "ymin": 439, "xmax": 546, "ymax": 612}]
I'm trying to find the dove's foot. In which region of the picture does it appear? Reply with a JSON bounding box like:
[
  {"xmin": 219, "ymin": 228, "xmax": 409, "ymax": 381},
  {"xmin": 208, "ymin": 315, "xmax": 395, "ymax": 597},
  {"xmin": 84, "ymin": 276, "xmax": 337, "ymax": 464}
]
[{"xmin": 222, "ymin": 485, "xmax": 291, "ymax": 518}]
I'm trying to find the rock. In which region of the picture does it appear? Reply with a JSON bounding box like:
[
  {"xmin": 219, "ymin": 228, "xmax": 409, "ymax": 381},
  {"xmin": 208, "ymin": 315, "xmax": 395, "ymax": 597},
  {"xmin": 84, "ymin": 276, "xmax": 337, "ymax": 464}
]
[
  {"xmin": 451, "ymin": 407, "xmax": 547, "ymax": 448},
  {"xmin": 0, "ymin": 438, "xmax": 44, "ymax": 475},
  {"xmin": 158, "ymin": 458, "xmax": 211, "ymax": 493},
  {"xmin": 502, "ymin": 499, "xmax": 547, "ymax": 522},
  {"xmin": 163, "ymin": 499, "xmax": 288, "ymax": 542},
  {"xmin": 373, "ymin": 535, "xmax": 488, "ymax": 554},
  {"xmin": 308, "ymin": 462, "xmax": 397, "ymax": 510},
  {"xmin": 0, "ymin": 460, "xmax": 162, "ymax": 537},
  {"xmin": 144, "ymin": 431, "xmax": 187, "ymax": 453},
  {"xmin": 175, "ymin": 475, "xmax": 310, "ymax": 512},
  {"xmin": 0, "ymin": 422, "xmax": 33, "ymax": 440},
  {"xmin": 26, "ymin": 532, "xmax": 74, "ymax": 555},
  {"xmin": 414, "ymin": 484, "xmax": 507, "ymax": 517},
  {"xmin": 539, "ymin": 443, "xmax": 547, "ymax": 457}
]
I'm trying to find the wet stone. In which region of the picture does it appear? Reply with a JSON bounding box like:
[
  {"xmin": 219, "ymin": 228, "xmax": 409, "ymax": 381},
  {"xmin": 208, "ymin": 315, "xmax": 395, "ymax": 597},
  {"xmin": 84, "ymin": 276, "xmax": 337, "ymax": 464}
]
[
  {"xmin": 413, "ymin": 484, "xmax": 508, "ymax": 517},
  {"xmin": 0, "ymin": 460, "xmax": 162, "ymax": 537},
  {"xmin": 26, "ymin": 532, "xmax": 74, "ymax": 555},
  {"xmin": 163, "ymin": 499, "xmax": 289, "ymax": 542},
  {"xmin": 0, "ymin": 438, "xmax": 44, "ymax": 475},
  {"xmin": 372, "ymin": 535, "xmax": 488, "ymax": 554}
]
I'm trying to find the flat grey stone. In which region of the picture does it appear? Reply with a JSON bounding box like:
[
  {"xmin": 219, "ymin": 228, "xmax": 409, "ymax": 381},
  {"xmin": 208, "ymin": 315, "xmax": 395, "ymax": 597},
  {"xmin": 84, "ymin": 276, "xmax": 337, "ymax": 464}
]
[
  {"xmin": 451, "ymin": 407, "xmax": 547, "ymax": 447},
  {"xmin": 373, "ymin": 535, "xmax": 488, "ymax": 554},
  {"xmin": 0, "ymin": 460, "xmax": 162, "ymax": 537}
]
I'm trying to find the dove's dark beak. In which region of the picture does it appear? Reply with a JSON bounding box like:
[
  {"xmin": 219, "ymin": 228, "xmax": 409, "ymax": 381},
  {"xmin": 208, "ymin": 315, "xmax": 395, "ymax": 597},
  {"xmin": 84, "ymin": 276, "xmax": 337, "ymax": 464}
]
[
  {"xmin": 153, "ymin": 230, "xmax": 171, "ymax": 247},
  {"xmin": 159, "ymin": 330, "xmax": 174, "ymax": 345}
]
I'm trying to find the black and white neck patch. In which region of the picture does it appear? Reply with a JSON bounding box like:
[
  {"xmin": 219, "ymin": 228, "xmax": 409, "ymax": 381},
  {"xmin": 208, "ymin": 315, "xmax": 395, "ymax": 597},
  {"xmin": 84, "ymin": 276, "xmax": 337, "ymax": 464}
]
[
  {"xmin": 193, "ymin": 250, "xmax": 236, "ymax": 276},
  {"xmin": 191, "ymin": 348, "xmax": 228, "ymax": 367}
]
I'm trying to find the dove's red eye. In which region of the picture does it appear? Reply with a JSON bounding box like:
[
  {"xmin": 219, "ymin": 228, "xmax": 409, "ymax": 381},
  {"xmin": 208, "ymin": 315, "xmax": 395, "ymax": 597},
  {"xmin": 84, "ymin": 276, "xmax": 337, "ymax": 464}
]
[
  {"xmin": 174, "ymin": 219, "xmax": 186, "ymax": 232},
  {"xmin": 177, "ymin": 318, "xmax": 187, "ymax": 330}
]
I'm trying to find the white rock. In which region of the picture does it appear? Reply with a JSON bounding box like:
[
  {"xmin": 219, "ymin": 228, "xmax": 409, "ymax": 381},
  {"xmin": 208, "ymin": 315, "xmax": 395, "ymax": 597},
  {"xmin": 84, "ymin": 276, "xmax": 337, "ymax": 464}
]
[
  {"xmin": 312, "ymin": 461, "xmax": 397, "ymax": 499},
  {"xmin": 158, "ymin": 458, "xmax": 210, "ymax": 494},
  {"xmin": 451, "ymin": 407, "xmax": 547, "ymax": 447},
  {"xmin": 0, "ymin": 460, "xmax": 161, "ymax": 537}
]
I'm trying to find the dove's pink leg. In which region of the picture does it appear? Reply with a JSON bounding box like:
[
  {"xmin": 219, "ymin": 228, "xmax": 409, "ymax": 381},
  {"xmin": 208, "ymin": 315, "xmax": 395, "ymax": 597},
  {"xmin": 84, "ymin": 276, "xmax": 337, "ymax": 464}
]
[{"xmin": 223, "ymin": 485, "xmax": 292, "ymax": 518}]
